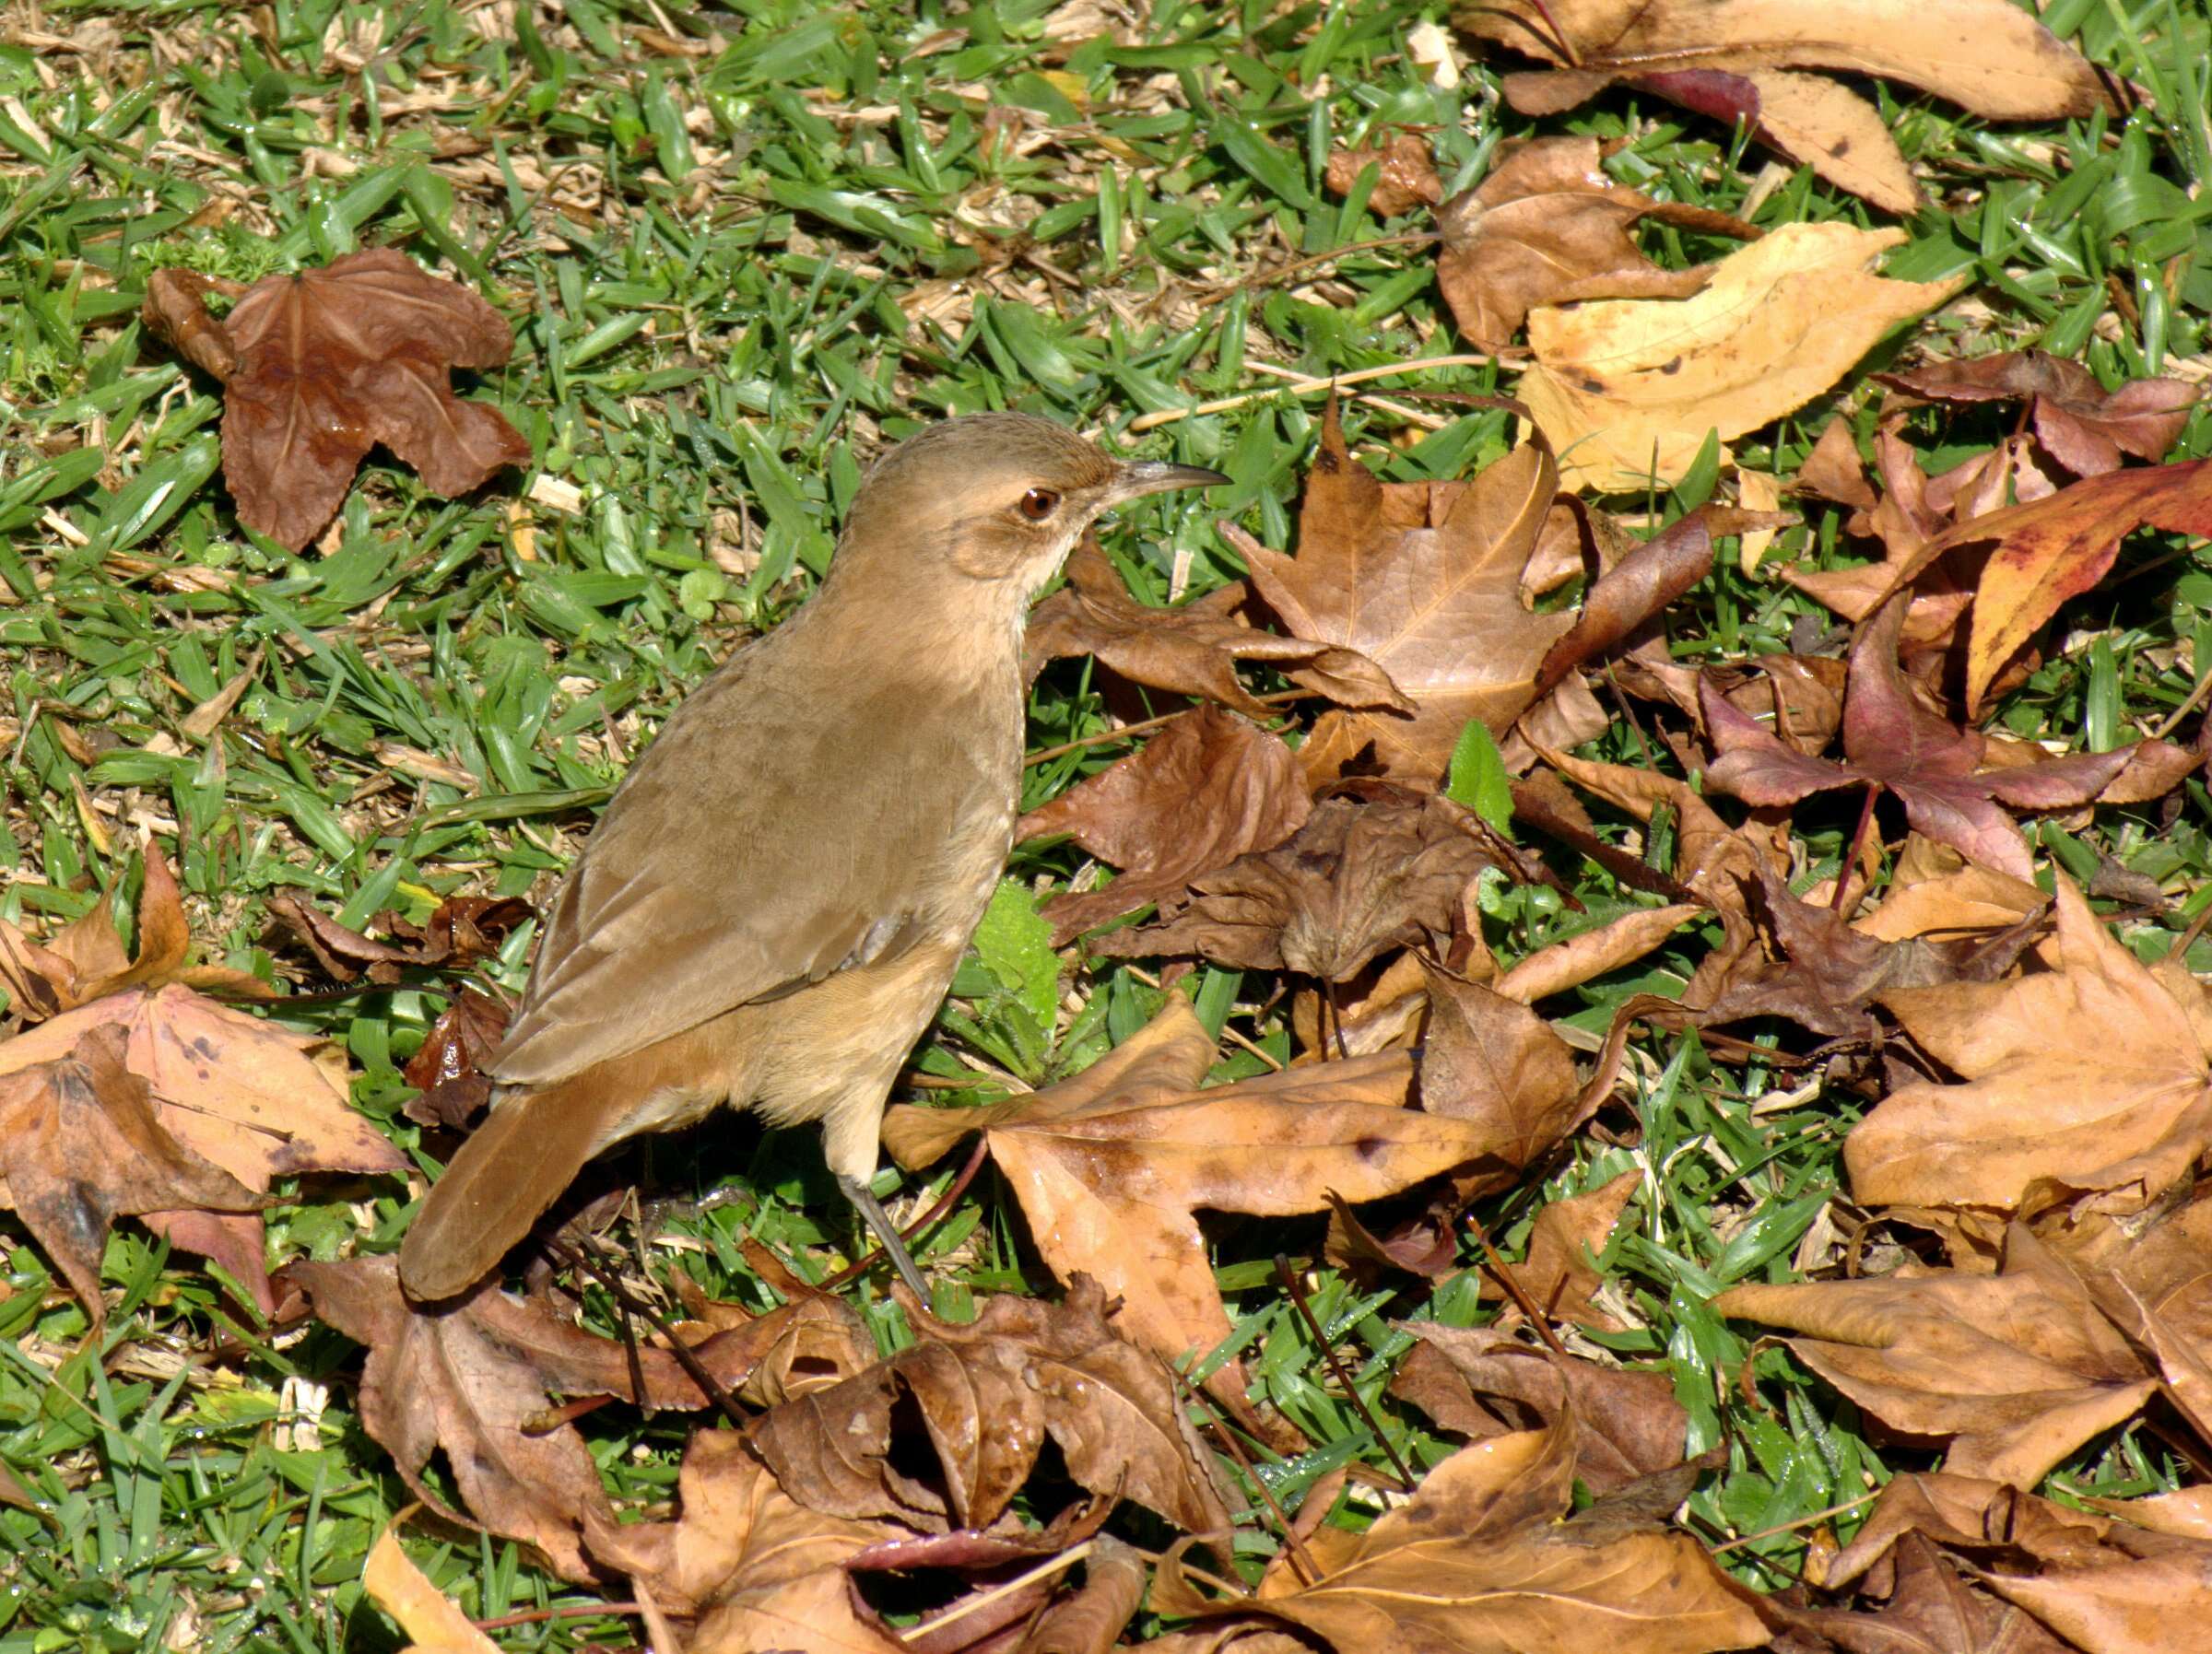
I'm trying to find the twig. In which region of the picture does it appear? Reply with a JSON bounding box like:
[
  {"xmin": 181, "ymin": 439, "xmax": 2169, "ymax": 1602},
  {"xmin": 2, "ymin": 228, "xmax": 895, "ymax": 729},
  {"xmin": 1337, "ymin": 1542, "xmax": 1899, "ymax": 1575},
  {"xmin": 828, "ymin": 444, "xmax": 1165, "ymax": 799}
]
[
  {"xmin": 2149, "ymin": 651, "xmax": 2212, "ymax": 739},
  {"xmin": 1127, "ymin": 353, "xmax": 1515, "ymax": 432},
  {"xmin": 1024, "ymin": 691, "xmax": 1302, "ymax": 767},
  {"xmin": 547, "ymin": 1237, "xmax": 749, "ymax": 1430},
  {"xmin": 1272, "ymin": 1256, "xmax": 1416, "ymax": 1492},
  {"xmin": 1171, "ymin": 1366, "xmax": 1315, "ymax": 1587},
  {"xmin": 897, "ymin": 1541, "xmax": 1094, "ymax": 1643},
  {"xmin": 1230, "ymin": 231, "xmax": 1441, "ymax": 296},
  {"xmin": 473, "ymin": 1601, "xmax": 645, "ymax": 1632}
]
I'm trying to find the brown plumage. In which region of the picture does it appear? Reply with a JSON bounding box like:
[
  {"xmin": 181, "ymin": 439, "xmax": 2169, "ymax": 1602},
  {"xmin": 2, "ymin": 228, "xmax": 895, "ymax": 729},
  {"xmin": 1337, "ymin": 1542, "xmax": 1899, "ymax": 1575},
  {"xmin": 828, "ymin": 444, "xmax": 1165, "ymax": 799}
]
[{"xmin": 397, "ymin": 414, "xmax": 1225, "ymax": 1302}]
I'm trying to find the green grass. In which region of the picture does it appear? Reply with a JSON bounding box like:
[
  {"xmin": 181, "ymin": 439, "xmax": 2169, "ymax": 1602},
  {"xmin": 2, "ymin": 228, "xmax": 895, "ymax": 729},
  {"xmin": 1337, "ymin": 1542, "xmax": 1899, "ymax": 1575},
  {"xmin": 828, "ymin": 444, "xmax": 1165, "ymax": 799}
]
[{"xmin": 1, "ymin": 0, "xmax": 2210, "ymax": 1648}]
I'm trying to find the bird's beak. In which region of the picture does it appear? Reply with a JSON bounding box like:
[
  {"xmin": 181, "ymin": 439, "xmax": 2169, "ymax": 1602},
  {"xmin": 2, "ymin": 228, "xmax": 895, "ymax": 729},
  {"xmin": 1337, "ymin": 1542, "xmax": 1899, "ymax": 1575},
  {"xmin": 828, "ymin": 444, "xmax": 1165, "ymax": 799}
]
[{"xmin": 1108, "ymin": 459, "xmax": 1231, "ymax": 503}]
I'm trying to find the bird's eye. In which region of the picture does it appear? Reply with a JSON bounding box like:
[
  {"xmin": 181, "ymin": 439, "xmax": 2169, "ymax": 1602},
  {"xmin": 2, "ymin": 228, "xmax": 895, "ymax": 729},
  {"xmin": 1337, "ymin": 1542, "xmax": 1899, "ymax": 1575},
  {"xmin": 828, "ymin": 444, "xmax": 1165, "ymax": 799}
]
[{"xmin": 1018, "ymin": 487, "xmax": 1061, "ymax": 522}]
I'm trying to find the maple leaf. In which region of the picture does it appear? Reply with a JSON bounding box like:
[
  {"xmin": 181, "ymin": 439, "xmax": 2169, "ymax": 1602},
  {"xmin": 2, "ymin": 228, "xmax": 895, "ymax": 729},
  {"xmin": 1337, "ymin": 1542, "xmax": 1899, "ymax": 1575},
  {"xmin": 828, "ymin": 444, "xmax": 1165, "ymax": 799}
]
[
  {"xmin": 1884, "ymin": 455, "xmax": 2212, "ymax": 716},
  {"xmin": 0, "ymin": 981, "xmax": 404, "ymax": 1310},
  {"xmin": 1514, "ymin": 224, "xmax": 1967, "ymax": 493},
  {"xmin": 142, "ymin": 251, "xmax": 532, "ymax": 552},
  {"xmin": 0, "ymin": 1023, "xmax": 262, "ymax": 1326},
  {"xmin": 287, "ymin": 1255, "xmax": 854, "ymax": 1583},
  {"xmin": 1157, "ymin": 1413, "xmax": 1766, "ymax": 1653},
  {"xmin": 1715, "ymin": 1225, "xmax": 2159, "ymax": 1489},
  {"xmin": 1015, "ymin": 705, "xmax": 1311, "ymax": 944},
  {"xmin": 1849, "ymin": 875, "xmax": 2212, "ymax": 1222},
  {"xmin": 745, "ymin": 1276, "xmax": 1230, "ymax": 1540},
  {"xmin": 1088, "ymin": 785, "xmax": 1493, "ymax": 980},
  {"xmin": 1878, "ymin": 351, "xmax": 2198, "ymax": 476},
  {"xmin": 1230, "ymin": 405, "xmax": 1570, "ymax": 784},
  {"xmin": 882, "ymin": 995, "xmax": 1521, "ymax": 1428},
  {"xmin": 1435, "ymin": 135, "xmax": 1757, "ymax": 350},
  {"xmin": 1392, "ymin": 1321, "xmax": 1690, "ymax": 1495},
  {"xmin": 1702, "ymin": 598, "xmax": 2189, "ymax": 882},
  {"xmin": 1458, "ymin": 0, "xmax": 2110, "ymax": 213},
  {"xmin": 1023, "ymin": 534, "xmax": 1406, "ymax": 720},
  {"xmin": 0, "ymin": 845, "xmax": 273, "ymax": 1023},
  {"xmin": 1323, "ymin": 131, "xmax": 1443, "ymax": 218}
]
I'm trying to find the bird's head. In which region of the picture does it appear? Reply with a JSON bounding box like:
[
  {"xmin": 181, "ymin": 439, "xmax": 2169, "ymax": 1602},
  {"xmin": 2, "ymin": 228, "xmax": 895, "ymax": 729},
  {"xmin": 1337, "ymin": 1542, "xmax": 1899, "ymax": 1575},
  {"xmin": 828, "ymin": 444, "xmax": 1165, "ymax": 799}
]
[{"xmin": 833, "ymin": 412, "xmax": 1226, "ymax": 598}]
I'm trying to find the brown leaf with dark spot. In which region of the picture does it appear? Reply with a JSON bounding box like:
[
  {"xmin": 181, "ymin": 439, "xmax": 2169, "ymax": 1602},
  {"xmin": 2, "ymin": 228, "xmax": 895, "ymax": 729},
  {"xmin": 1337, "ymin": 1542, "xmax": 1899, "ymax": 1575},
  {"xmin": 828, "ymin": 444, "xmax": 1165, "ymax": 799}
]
[
  {"xmin": 1878, "ymin": 352, "xmax": 2198, "ymax": 475},
  {"xmin": 1437, "ymin": 136, "xmax": 1756, "ymax": 350},
  {"xmin": 1017, "ymin": 706, "xmax": 1311, "ymax": 944},
  {"xmin": 0, "ymin": 1023, "xmax": 262, "ymax": 1326},
  {"xmin": 1323, "ymin": 132, "xmax": 1442, "ymax": 218},
  {"xmin": 0, "ymin": 982, "xmax": 403, "ymax": 1312},
  {"xmin": 883, "ymin": 996, "xmax": 1512, "ymax": 1431},
  {"xmin": 143, "ymin": 249, "xmax": 531, "ymax": 552},
  {"xmin": 1088, "ymin": 785, "xmax": 1493, "ymax": 981},
  {"xmin": 1157, "ymin": 1413, "xmax": 1765, "ymax": 1652},
  {"xmin": 1024, "ymin": 534, "xmax": 1405, "ymax": 720},
  {"xmin": 1234, "ymin": 405, "xmax": 1571, "ymax": 785}
]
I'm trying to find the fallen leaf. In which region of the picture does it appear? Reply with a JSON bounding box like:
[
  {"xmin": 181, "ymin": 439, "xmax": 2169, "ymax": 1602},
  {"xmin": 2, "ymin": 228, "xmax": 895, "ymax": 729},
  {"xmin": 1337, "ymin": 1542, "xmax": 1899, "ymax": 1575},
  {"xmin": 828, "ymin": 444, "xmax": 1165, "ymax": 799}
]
[
  {"xmin": 0, "ymin": 982, "xmax": 403, "ymax": 1309},
  {"xmin": 1887, "ymin": 457, "xmax": 2212, "ymax": 716},
  {"xmin": 1487, "ymin": 1168, "xmax": 1642, "ymax": 1331},
  {"xmin": 287, "ymin": 1254, "xmax": 853, "ymax": 1582},
  {"xmin": 1160, "ymin": 1414, "xmax": 1765, "ymax": 1652},
  {"xmin": 361, "ymin": 1521, "xmax": 500, "ymax": 1654},
  {"xmin": 0, "ymin": 1023, "xmax": 262, "ymax": 1325},
  {"xmin": 1393, "ymin": 1322, "xmax": 1690, "ymax": 1495},
  {"xmin": 1878, "ymin": 352, "xmax": 2198, "ymax": 476},
  {"xmin": 1089, "ymin": 785, "xmax": 1492, "ymax": 981},
  {"xmin": 583, "ymin": 1426, "xmax": 898, "ymax": 1641},
  {"xmin": 747, "ymin": 1276, "xmax": 1230, "ymax": 1539},
  {"xmin": 1515, "ymin": 224, "xmax": 1968, "ymax": 493},
  {"xmin": 1459, "ymin": 0, "xmax": 2110, "ymax": 212},
  {"xmin": 1530, "ymin": 509, "xmax": 1719, "ymax": 702},
  {"xmin": 1783, "ymin": 1530, "xmax": 2076, "ymax": 1654},
  {"xmin": 1024, "ymin": 534, "xmax": 1404, "ymax": 720},
  {"xmin": 1851, "ymin": 875, "xmax": 2212, "ymax": 1220},
  {"xmin": 1983, "ymin": 1544, "xmax": 2212, "ymax": 1654},
  {"xmin": 401, "ymin": 987, "xmax": 511, "ymax": 1129},
  {"xmin": 269, "ymin": 892, "xmax": 532, "ymax": 987},
  {"xmin": 1437, "ymin": 136, "xmax": 1757, "ymax": 350},
  {"xmin": 1232, "ymin": 405, "xmax": 1571, "ymax": 784},
  {"xmin": 142, "ymin": 251, "xmax": 532, "ymax": 552},
  {"xmin": 1703, "ymin": 599, "xmax": 2186, "ymax": 882},
  {"xmin": 1323, "ymin": 132, "xmax": 1442, "ymax": 218},
  {"xmin": 1825, "ymin": 1472, "xmax": 2118, "ymax": 1589},
  {"xmin": 1715, "ymin": 1224, "xmax": 2159, "ymax": 1488},
  {"xmin": 883, "ymin": 996, "xmax": 1510, "ymax": 1422},
  {"xmin": 1017, "ymin": 706, "xmax": 1311, "ymax": 944},
  {"xmin": 1489, "ymin": 902, "xmax": 1705, "ymax": 1007}
]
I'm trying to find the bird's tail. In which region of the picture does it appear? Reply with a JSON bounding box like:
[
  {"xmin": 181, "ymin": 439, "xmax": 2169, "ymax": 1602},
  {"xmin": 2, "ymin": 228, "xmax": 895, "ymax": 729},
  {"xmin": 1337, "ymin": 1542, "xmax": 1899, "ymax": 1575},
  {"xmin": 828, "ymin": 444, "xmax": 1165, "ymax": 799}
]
[{"xmin": 396, "ymin": 1076, "xmax": 608, "ymax": 1302}]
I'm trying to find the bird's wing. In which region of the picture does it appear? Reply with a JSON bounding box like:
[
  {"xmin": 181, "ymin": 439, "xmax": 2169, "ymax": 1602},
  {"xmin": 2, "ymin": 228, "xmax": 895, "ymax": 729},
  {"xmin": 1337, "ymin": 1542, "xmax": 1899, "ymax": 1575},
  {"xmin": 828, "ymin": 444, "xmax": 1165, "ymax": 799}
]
[{"xmin": 488, "ymin": 643, "xmax": 975, "ymax": 1087}]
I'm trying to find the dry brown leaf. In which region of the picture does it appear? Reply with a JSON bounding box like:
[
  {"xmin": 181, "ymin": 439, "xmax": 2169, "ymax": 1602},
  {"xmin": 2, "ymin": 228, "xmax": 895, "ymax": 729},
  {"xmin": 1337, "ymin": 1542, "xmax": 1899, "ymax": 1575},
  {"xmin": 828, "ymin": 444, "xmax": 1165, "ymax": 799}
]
[
  {"xmin": 1516, "ymin": 224, "xmax": 1968, "ymax": 493},
  {"xmin": 1392, "ymin": 1323, "xmax": 1689, "ymax": 1495},
  {"xmin": 1436, "ymin": 136, "xmax": 1755, "ymax": 350},
  {"xmin": 747, "ymin": 1276, "xmax": 1230, "ymax": 1539},
  {"xmin": 583, "ymin": 1427, "xmax": 898, "ymax": 1642},
  {"xmin": 0, "ymin": 982, "xmax": 403, "ymax": 1310},
  {"xmin": 286, "ymin": 1255, "xmax": 851, "ymax": 1583},
  {"xmin": 882, "ymin": 996, "xmax": 1510, "ymax": 1422},
  {"xmin": 400, "ymin": 986, "xmax": 511, "ymax": 1129},
  {"xmin": 1089, "ymin": 785, "xmax": 1492, "ymax": 981},
  {"xmin": 1490, "ymin": 903, "xmax": 1704, "ymax": 1006},
  {"xmin": 1323, "ymin": 132, "xmax": 1442, "ymax": 218},
  {"xmin": 1783, "ymin": 1530, "xmax": 2076, "ymax": 1654},
  {"xmin": 1459, "ymin": 0, "xmax": 2110, "ymax": 212},
  {"xmin": 1023, "ymin": 534, "xmax": 1404, "ymax": 720},
  {"xmin": 1851, "ymin": 875, "xmax": 2212, "ymax": 1221},
  {"xmin": 1982, "ymin": 1545, "xmax": 2212, "ymax": 1654},
  {"xmin": 1488, "ymin": 1168, "xmax": 1642, "ymax": 1331},
  {"xmin": 1233, "ymin": 405, "xmax": 1570, "ymax": 784},
  {"xmin": 0, "ymin": 1023, "xmax": 262, "ymax": 1326},
  {"xmin": 1418, "ymin": 965, "xmax": 1589, "ymax": 1168},
  {"xmin": 142, "ymin": 252, "xmax": 531, "ymax": 552},
  {"xmin": 1161, "ymin": 1414, "xmax": 1765, "ymax": 1652},
  {"xmin": 1715, "ymin": 1225, "xmax": 2159, "ymax": 1488},
  {"xmin": 1016, "ymin": 706, "xmax": 1311, "ymax": 944},
  {"xmin": 1825, "ymin": 1472, "xmax": 2119, "ymax": 1589},
  {"xmin": 360, "ymin": 1522, "xmax": 500, "ymax": 1654},
  {"xmin": 1878, "ymin": 352, "xmax": 2198, "ymax": 476},
  {"xmin": 1854, "ymin": 856, "xmax": 2049, "ymax": 944},
  {"xmin": 268, "ymin": 892, "xmax": 532, "ymax": 987}
]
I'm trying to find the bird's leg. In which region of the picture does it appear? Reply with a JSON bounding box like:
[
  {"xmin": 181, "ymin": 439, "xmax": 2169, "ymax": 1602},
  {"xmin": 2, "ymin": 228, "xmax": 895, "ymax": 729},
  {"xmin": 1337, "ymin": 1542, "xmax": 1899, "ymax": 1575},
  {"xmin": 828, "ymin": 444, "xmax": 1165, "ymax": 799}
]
[{"xmin": 837, "ymin": 1171, "xmax": 932, "ymax": 1301}]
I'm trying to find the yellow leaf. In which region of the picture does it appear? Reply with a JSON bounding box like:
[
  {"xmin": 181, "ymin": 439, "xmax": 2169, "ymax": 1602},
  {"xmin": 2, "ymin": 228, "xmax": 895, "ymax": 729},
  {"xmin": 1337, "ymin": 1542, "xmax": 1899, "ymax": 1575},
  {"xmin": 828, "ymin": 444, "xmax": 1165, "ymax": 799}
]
[
  {"xmin": 1517, "ymin": 223, "xmax": 1966, "ymax": 494},
  {"xmin": 362, "ymin": 1521, "xmax": 500, "ymax": 1654}
]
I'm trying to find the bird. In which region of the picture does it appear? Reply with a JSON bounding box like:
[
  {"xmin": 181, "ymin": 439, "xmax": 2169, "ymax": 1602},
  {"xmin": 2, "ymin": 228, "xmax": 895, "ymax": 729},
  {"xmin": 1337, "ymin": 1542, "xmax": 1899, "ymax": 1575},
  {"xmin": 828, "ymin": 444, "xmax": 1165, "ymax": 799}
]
[{"xmin": 397, "ymin": 413, "xmax": 1226, "ymax": 1303}]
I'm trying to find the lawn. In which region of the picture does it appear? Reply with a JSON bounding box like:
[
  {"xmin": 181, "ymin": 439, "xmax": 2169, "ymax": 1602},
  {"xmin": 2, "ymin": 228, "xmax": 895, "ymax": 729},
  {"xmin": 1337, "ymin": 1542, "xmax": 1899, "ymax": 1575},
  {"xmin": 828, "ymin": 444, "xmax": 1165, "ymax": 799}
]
[{"xmin": 1, "ymin": 0, "xmax": 2209, "ymax": 1649}]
